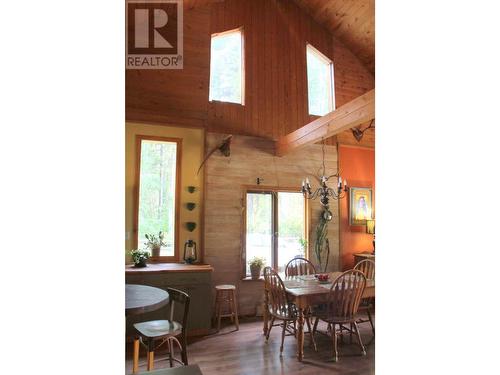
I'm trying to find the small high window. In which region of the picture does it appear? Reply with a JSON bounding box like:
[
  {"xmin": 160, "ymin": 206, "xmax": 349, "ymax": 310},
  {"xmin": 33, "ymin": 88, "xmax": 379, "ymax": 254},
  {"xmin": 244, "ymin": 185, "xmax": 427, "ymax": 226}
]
[
  {"xmin": 209, "ymin": 28, "xmax": 244, "ymax": 104},
  {"xmin": 306, "ymin": 44, "xmax": 335, "ymax": 116}
]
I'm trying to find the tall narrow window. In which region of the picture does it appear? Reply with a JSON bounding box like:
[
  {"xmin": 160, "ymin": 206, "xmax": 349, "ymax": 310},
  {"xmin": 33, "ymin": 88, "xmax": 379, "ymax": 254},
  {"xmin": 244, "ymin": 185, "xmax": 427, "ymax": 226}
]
[
  {"xmin": 136, "ymin": 136, "xmax": 180, "ymax": 259},
  {"xmin": 306, "ymin": 44, "xmax": 335, "ymax": 116},
  {"xmin": 244, "ymin": 190, "xmax": 306, "ymax": 276},
  {"xmin": 209, "ymin": 28, "xmax": 244, "ymax": 104}
]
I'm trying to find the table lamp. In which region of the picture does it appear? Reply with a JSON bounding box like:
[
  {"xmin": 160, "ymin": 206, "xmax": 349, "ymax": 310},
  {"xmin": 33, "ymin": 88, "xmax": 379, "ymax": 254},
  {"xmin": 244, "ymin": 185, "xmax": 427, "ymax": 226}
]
[{"xmin": 366, "ymin": 219, "xmax": 375, "ymax": 254}]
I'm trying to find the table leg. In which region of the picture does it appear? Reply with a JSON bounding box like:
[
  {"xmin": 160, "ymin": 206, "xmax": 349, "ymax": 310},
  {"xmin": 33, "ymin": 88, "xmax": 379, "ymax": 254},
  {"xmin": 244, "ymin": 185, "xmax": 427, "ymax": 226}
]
[
  {"xmin": 297, "ymin": 305, "xmax": 305, "ymax": 361},
  {"xmin": 263, "ymin": 290, "xmax": 269, "ymax": 336}
]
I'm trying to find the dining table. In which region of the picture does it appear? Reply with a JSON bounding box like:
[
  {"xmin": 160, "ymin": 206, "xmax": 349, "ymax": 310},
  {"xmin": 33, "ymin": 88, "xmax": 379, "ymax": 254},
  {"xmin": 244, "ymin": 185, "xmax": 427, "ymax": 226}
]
[{"xmin": 262, "ymin": 272, "xmax": 375, "ymax": 361}]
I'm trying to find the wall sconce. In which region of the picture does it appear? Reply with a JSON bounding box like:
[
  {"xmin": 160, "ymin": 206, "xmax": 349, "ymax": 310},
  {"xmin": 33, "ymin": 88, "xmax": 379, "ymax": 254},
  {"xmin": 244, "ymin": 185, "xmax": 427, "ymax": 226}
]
[{"xmin": 352, "ymin": 120, "xmax": 374, "ymax": 142}]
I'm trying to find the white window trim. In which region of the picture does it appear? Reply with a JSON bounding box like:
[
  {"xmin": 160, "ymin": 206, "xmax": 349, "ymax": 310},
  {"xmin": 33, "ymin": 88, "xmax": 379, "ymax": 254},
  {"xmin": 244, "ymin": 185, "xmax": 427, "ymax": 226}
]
[
  {"xmin": 209, "ymin": 27, "xmax": 245, "ymax": 105},
  {"xmin": 306, "ymin": 43, "xmax": 335, "ymax": 116}
]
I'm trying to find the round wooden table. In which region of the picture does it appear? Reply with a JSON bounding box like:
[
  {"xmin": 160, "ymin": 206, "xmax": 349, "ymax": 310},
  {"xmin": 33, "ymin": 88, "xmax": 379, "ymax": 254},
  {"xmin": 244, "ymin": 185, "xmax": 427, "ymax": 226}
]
[{"xmin": 125, "ymin": 284, "xmax": 170, "ymax": 317}]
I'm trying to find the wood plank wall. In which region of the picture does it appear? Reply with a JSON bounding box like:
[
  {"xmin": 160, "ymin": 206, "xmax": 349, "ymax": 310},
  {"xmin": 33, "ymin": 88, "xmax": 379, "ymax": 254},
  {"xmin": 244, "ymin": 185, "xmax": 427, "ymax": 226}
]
[
  {"xmin": 208, "ymin": 0, "xmax": 333, "ymax": 142},
  {"xmin": 204, "ymin": 132, "xmax": 340, "ymax": 316},
  {"xmin": 126, "ymin": 4, "xmax": 211, "ymax": 127},
  {"xmin": 125, "ymin": 0, "xmax": 375, "ymax": 146}
]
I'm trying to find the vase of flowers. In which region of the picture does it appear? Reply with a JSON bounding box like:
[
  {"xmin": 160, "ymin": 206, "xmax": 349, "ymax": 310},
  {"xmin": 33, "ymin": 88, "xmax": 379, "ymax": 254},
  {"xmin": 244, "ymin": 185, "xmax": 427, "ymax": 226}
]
[
  {"xmin": 248, "ymin": 256, "xmax": 266, "ymax": 280},
  {"xmin": 145, "ymin": 232, "xmax": 167, "ymax": 257},
  {"xmin": 130, "ymin": 249, "xmax": 150, "ymax": 268}
]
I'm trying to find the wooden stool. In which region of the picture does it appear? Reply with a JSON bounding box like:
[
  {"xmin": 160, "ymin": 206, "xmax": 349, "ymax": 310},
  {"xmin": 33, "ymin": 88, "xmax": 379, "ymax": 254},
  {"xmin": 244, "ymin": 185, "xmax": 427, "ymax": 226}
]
[{"xmin": 214, "ymin": 284, "xmax": 239, "ymax": 332}]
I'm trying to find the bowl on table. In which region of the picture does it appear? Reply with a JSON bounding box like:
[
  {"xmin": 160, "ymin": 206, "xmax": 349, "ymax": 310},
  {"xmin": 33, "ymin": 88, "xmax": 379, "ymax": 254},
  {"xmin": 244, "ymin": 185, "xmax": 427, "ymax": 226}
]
[{"xmin": 317, "ymin": 273, "xmax": 330, "ymax": 284}]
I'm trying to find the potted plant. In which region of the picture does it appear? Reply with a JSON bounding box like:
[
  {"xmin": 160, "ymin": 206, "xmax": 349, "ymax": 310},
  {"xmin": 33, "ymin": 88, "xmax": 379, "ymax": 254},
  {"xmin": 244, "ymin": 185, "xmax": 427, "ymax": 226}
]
[
  {"xmin": 130, "ymin": 249, "xmax": 150, "ymax": 268},
  {"xmin": 145, "ymin": 232, "xmax": 167, "ymax": 257},
  {"xmin": 248, "ymin": 256, "xmax": 266, "ymax": 280}
]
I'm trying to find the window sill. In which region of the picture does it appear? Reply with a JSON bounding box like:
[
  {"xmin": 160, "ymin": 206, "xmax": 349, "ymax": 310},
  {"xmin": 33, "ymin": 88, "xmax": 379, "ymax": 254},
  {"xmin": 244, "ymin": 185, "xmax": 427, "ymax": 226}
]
[{"xmin": 241, "ymin": 276, "xmax": 264, "ymax": 282}]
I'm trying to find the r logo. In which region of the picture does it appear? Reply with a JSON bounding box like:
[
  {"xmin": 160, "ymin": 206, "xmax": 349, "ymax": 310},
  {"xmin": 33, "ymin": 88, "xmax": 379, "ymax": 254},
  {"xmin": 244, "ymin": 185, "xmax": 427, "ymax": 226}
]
[{"xmin": 126, "ymin": 0, "xmax": 183, "ymax": 69}]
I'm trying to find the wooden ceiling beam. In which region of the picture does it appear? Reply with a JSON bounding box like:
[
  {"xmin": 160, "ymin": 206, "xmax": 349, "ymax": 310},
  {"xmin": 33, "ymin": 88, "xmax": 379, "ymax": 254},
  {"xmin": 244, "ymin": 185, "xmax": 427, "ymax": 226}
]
[{"xmin": 275, "ymin": 89, "xmax": 374, "ymax": 156}]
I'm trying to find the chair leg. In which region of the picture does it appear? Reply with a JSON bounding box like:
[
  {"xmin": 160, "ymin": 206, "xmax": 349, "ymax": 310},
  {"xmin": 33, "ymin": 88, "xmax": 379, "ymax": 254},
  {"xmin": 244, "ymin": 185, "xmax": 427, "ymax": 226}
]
[
  {"xmin": 217, "ymin": 295, "xmax": 223, "ymax": 332},
  {"xmin": 332, "ymin": 323, "xmax": 338, "ymax": 362},
  {"xmin": 146, "ymin": 351, "xmax": 154, "ymax": 371},
  {"xmin": 367, "ymin": 308, "xmax": 375, "ymax": 336},
  {"xmin": 132, "ymin": 337, "xmax": 139, "ymax": 374},
  {"xmin": 229, "ymin": 292, "xmax": 234, "ymax": 323},
  {"xmin": 353, "ymin": 322, "xmax": 366, "ymax": 356},
  {"xmin": 266, "ymin": 316, "xmax": 275, "ymax": 341},
  {"xmin": 312, "ymin": 317, "xmax": 319, "ymax": 334},
  {"xmin": 168, "ymin": 339, "xmax": 174, "ymax": 368},
  {"xmin": 232, "ymin": 291, "xmax": 239, "ymax": 330},
  {"xmin": 146, "ymin": 339, "xmax": 155, "ymax": 371},
  {"xmin": 181, "ymin": 333, "xmax": 188, "ymax": 365},
  {"xmin": 280, "ymin": 321, "xmax": 286, "ymax": 354},
  {"xmin": 305, "ymin": 317, "xmax": 317, "ymax": 351}
]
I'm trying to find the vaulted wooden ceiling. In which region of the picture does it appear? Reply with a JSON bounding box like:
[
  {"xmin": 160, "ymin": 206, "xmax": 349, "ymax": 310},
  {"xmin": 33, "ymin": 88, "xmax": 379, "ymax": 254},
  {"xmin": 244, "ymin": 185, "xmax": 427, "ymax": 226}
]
[{"xmin": 293, "ymin": 0, "xmax": 375, "ymax": 74}]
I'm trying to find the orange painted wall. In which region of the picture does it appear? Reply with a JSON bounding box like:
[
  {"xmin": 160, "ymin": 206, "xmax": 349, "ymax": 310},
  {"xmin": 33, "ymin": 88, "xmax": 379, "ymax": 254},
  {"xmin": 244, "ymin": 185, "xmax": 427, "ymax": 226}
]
[{"xmin": 338, "ymin": 145, "xmax": 375, "ymax": 270}]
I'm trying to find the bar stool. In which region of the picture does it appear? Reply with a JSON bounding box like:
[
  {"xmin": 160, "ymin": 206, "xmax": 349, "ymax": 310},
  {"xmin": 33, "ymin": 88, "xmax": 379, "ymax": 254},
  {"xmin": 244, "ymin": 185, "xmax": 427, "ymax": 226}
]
[{"xmin": 214, "ymin": 284, "xmax": 239, "ymax": 332}]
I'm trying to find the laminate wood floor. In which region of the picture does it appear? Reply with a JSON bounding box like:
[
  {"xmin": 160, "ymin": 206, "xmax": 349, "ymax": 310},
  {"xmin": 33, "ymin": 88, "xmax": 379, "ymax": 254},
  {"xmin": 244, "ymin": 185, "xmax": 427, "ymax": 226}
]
[{"xmin": 125, "ymin": 317, "xmax": 375, "ymax": 375}]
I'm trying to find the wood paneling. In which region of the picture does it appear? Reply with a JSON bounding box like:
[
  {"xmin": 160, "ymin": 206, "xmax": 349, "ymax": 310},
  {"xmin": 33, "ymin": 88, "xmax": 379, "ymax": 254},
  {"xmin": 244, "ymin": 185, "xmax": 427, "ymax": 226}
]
[
  {"xmin": 294, "ymin": 0, "xmax": 375, "ymax": 74},
  {"xmin": 208, "ymin": 0, "xmax": 333, "ymax": 141},
  {"xmin": 332, "ymin": 36, "xmax": 375, "ymax": 148},
  {"xmin": 126, "ymin": 4, "xmax": 211, "ymax": 127},
  {"xmin": 204, "ymin": 133, "xmax": 340, "ymax": 316},
  {"xmin": 125, "ymin": 0, "xmax": 375, "ymax": 148}
]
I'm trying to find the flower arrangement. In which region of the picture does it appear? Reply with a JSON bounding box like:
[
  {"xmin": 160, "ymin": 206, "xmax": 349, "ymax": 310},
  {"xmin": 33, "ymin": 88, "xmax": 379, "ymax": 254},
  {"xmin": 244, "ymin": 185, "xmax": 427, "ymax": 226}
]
[{"xmin": 130, "ymin": 249, "xmax": 150, "ymax": 267}]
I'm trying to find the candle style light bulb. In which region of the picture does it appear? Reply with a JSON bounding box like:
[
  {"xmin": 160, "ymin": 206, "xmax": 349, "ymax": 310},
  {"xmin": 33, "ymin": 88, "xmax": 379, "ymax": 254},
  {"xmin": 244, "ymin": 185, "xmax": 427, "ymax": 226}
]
[{"xmin": 306, "ymin": 178, "xmax": 310, "ymax": 185}]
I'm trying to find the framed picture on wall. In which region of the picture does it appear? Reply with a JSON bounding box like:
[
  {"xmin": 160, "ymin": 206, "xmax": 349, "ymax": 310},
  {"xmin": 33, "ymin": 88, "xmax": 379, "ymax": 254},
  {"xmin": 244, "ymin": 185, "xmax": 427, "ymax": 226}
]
[{"xmin": 349, "ymin": 187, "xmax": 373, "ymax": 226}]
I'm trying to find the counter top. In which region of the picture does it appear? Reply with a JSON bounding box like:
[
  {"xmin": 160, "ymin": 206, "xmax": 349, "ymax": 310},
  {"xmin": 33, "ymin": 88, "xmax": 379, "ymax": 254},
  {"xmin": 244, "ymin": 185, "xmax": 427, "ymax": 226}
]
[{"xmin": 125, "ymin": 263, "xmax": 214, "ymax": 274}]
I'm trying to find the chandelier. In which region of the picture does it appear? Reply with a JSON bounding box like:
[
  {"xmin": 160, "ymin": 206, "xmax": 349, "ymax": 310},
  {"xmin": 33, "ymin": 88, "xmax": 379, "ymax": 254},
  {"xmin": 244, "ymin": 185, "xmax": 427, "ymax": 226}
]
[{"xmin": 301, "ymin": 140, "xmax": 348, "ymax": 209}]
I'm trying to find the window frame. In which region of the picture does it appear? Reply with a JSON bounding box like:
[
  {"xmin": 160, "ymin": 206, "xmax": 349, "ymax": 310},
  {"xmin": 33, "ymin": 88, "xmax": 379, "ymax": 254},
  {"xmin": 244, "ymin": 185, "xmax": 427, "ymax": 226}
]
[
  {"xmin": 134, "ymin": 135, "xmax": 182, "ymax": 263},
  {"xmin": 241, "ymin": 186, "xmax": 310, "ymax": 278},
  {"xmin": 209, "ymin": 26, "xmax": 245, "ymax": 105},
  {"xmin": 306, "ymin": 43, "xmax": 335, "ymax": 116}
]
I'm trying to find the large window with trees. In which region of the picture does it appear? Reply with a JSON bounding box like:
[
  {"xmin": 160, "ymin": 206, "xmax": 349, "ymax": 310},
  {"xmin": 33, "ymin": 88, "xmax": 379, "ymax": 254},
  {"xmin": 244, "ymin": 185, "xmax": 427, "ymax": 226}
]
[
  {"xmin": 209, "ymin": 27, "xmax": 244, "ymax": 104},
  {"xmin": 244, "ymin": 190, "xmax": 307, "ymax": 276},
  {"xmin": 136, "ymin": 136, "xmax": 181, "ymax": 260},
  {"xmin": 306, "ymin": 43, "xmax": 335, "ymax": 116}
]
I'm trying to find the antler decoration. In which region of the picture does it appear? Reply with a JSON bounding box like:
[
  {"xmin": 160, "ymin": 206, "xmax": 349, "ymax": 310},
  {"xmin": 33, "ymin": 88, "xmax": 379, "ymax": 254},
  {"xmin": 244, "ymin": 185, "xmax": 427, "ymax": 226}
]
[{"xmin": 196, "ymin": 135, "xmax": 233, "ymax": 176}]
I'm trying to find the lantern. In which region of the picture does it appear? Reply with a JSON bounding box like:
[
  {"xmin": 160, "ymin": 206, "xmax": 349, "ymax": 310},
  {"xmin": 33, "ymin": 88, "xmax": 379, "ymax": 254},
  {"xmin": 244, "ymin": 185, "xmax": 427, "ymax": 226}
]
[{"xmin": 183, "ymin": 240, "xmax": 197, "ymax": 264}]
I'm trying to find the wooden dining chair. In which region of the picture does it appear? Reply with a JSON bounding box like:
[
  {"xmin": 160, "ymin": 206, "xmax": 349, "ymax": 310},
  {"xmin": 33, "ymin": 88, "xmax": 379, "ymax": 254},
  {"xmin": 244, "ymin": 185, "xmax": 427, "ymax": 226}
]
[
  {"xmin": 284, "ymin": 257, "xmax": 316, "ymax": 277},
  {"xmin": 263, "ymin": 267, "xmax": 316, "ymax": 354},
  {"xmin": 354, "ymin": 259, "xmax": 375, "ymax": 335},
  {"xmin": 313, "ymin": 269, "xmax": 367, "ymax": 362},
  {"xmin": 132, "ymin": 288, "xmax": 190, "ymax": 373}
]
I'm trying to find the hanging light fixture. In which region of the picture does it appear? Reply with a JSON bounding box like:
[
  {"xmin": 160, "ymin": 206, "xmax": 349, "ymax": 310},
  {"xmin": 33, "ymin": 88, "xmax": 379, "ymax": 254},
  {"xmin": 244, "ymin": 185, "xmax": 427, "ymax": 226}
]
[{"xmin": 301, "ymin": 139, "xmax": 348, "ymax": 210}]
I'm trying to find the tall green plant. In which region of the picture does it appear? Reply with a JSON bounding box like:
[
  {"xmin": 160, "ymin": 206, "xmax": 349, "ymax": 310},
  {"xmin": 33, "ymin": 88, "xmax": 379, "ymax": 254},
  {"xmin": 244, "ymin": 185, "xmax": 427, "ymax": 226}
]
[{"xmin": 314, "ymin": 210, "xmax": 331, "ymax": 272}]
